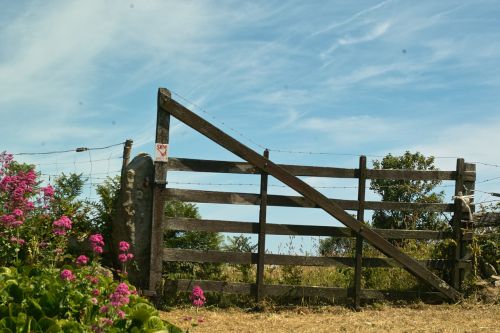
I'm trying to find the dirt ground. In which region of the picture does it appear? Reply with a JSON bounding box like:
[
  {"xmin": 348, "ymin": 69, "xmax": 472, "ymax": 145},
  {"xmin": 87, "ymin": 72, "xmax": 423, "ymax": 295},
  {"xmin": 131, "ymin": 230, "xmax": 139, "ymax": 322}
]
[{"xmin": 160, "ymin": 303, "xmax": 500, "ymax": 333}]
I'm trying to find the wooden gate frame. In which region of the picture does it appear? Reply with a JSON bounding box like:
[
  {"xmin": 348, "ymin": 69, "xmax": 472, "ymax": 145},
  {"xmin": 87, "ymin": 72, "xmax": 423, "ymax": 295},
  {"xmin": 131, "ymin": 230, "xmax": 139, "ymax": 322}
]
[{"xmin": 149, "ymin": 88, "xmax": 463, "ymax": 301}]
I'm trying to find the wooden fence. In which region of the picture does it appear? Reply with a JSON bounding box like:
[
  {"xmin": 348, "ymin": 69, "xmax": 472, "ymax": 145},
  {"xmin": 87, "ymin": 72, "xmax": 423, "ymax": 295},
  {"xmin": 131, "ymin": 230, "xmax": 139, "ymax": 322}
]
[{"xmin": 135, "ymin": 88, "xmax": 478, "ymax": 307}]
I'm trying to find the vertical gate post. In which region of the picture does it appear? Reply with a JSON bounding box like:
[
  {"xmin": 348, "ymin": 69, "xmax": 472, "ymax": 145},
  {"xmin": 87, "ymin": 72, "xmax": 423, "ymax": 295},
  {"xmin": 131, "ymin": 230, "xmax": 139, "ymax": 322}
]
[
  {"xmin": 452, "ymin": 158, "xmax": 465, "ymax": 290},
  {"xmin": 148, "ymin": 89, "xmax": 172, "ymax": 296},
  {"xmin": 121, "ymin": 139, "xmax": 133, "ymax": 177},
  {"xmin": 461, "ymin": 162, "xmax": 476, "ymax": 283},
  {"xmin": 353, "ymin": 155, "xmax": 367, "ymax": 310},
  {"xmin": 256, "ymin": 149, "xmax": 269, "ymax": 301}
]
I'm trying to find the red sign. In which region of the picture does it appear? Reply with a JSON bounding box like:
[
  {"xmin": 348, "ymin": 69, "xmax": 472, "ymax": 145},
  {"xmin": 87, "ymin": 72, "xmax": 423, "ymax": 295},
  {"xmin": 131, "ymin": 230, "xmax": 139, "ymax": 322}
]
[{"xmin": 155, "ymin": 143, "xmax": 168, "ymax": 162}]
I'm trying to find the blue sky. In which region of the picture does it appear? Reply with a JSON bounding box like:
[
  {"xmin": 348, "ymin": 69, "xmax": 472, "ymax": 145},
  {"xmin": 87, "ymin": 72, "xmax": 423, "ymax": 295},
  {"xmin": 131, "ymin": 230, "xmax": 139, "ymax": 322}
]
[{"xmin": 2, "ymin": 1, "xmax": 500, "ymax": 253}]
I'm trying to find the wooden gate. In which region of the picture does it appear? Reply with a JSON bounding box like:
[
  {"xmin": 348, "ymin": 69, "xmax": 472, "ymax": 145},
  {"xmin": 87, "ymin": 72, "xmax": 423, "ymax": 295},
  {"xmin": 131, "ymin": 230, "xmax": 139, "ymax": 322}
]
[{"xmin": 147, "ymin": 88, "xmax": 476, "ymax": 305}]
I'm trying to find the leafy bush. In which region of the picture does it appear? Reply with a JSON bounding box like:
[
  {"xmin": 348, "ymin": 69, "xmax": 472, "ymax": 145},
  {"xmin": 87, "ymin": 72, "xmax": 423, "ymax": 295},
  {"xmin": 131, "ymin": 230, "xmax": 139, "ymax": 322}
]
[
  {"xmin": 0, "ymin": 152, "xmax": 181, "ymax": 332},
  {"xmin": 163, "ymin": 200, "xmax": 223, "ymax": 281}
]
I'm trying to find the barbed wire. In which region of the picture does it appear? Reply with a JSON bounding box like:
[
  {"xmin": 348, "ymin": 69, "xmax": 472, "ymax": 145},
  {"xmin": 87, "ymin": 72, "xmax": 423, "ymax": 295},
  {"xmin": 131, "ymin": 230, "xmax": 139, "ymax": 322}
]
[
  {"xmin": 170, "ymin": 89, "xmax": 500, "ymax": 168},
  {"xmin": 13, "ymin": 142, "xmax": 126, "ymax": 156},
  {"xmin": 171, "ymin": 90, "xmax": 268, "ymax": 151},
  {"xmin": 28, "ymin": 156, "xmax": 122, "ymax": 167}
]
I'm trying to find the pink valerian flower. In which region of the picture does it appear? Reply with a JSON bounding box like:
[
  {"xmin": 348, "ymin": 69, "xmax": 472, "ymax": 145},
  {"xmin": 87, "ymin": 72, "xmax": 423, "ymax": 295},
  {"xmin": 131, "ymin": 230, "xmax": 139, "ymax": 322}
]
[
  {"xmin": 99, "ymin": 305, "xmax": 109, "ymax": 313},
  {"xmin": 87, "ymin": 275, "xmax": 99, "ymax": 284},
  {"xmin": 117, "ymin": 310, "xmax": 126, "ymax": 319},
  {"xmin": 76, "ymin": 255, "xmax": 89, "ymax": 265},
  {"xmin": 118, "ymin": 252, "xmax": 134, "ymax": 263},
  {"xmin": 60, "ymin": 269, "xmax": 75, "ymax": 281},
  {"xmin": 100, "ymin": 318, "xmax": 113, "ymax": 326},
  {"xmin": 92, "ymin": 288, "xmax": 100, "ymax": 296},
  {"xmin": 117, "ymin": 240, "xmax": 134, "ymax": 265},
  {"xmin": 41, "ymin": 185, "xmax": 55, "ymax": 198},
  {"xmin": 89, "ymin": 234, "xmax": 105, "ymax": 254},
  {"xmin": 10, "ymin": 237, "xmax": 25, "ymax": 245},
  {"xmin": 110, "ymin": 283, "xmax": 131, "ymax": 307},
  {"xmin": 12, "ymin": 208, "xmax": 23, "ymax": 216},
  {"xmin": 0, "ymin": 214, "xmax": 23, "ymax": 228},
  {"xmin": 91, "ymin": 297, "xmax": 98, "ymax": 305},
  {"xmin": 53, "ymin": 216, "xmax": 72, "ymax": 236},
  {"xmin": 118, "ymin": 241, "xmax": 130, "ymax": 252},
  {"xmin": 190, "ymin": 285, "xmax": 206, "ymax": 307}
]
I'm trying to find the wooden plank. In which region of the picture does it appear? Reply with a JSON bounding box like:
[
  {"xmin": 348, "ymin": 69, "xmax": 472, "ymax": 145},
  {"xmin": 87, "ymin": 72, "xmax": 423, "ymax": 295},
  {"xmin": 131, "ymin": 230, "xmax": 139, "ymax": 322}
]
[
  {"xmin": 162, "ymin": 248, "xmax": 450, "ymax": 268},
  {"xmin": 366, "ymin": 169, "xmax": 460, "ymax": 181},
  {"xmin": 166, "ymin": 157, "xmax": 466, "ymax": 181},
  {"xmin": 474, "ymin": 212, "xmax": 500, "ymax": 227},
  {"xmin": 256, "ymin": 149, "xmax": 269, "ymax": 301},
  {"xmin": 172, "ymin": 279, "xmax": 445, "ymax": 301},
  {"xmin": 354, "ymin": 155, "xmax": 366, "ymax": 310},
  {"xmin": 452, "ymin": 159, "xmax": 465, "ymax": 290},
  {"xmin": 164, "ymin": 188, "xmax": 455, "ymax": 212},
  {"xmin": 158, "ymin": 88, "xmax": 461, "ymax": 301},
  {"xmin": 164, "ymin": 217, "xmax": 454, "ymax": 239},
  {"xmin": 149, "ymin": 90, "xmax": 171, "ymax": 295},
  {"xmin": 165, "ymin": 217, "xmax": 456, "ymax": 240}
]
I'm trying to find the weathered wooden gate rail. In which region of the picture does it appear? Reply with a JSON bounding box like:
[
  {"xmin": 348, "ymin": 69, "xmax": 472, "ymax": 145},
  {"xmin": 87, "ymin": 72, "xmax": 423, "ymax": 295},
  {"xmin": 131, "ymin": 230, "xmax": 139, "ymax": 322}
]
[{"xmin": 146, "ymin": 88, "xmax": 476, "ymax": 306}]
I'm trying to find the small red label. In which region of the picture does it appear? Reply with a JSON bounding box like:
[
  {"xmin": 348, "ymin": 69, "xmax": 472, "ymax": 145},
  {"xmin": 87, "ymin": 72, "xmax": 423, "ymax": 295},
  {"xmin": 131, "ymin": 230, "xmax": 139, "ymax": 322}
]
[{"xmin": 155, "ymin": 143, "xmax": 168, "ymax": 162}]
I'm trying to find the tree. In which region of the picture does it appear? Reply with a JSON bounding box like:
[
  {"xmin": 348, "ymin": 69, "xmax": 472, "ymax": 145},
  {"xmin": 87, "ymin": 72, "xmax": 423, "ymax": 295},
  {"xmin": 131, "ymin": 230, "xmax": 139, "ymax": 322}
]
[
  {"xmin": 370, "ymin": 151, "xmax": 447, "ymax": 231},
  {"xmin": 163, "ymin": 200, "xmax": 223, "ymax": 280}
]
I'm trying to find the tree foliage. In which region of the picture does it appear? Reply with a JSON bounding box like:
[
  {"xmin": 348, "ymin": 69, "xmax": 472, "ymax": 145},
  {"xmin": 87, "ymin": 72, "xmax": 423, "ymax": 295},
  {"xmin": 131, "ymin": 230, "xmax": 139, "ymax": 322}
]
[
  {"xmin": 163, "ymin": 200, "xmax": 223, "ymax": 280},
  {"xmin": 370, "ymin": 151, "xmax": 447, "ymax": 230}
]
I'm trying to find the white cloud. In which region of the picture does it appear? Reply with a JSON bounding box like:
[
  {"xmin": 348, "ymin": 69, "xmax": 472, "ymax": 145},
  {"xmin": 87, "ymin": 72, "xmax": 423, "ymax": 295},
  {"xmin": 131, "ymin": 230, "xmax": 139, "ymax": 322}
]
[
  {"xmin": 299, "ymin": 115, "xmax": 393, "ymax": 145},
  {"xmin": 321, "ymin": 21, "xmax": 391, "ymax": 59},
  {"xmin": 312, "ymin": 0, "xmax": 392, "ymax": 36}
]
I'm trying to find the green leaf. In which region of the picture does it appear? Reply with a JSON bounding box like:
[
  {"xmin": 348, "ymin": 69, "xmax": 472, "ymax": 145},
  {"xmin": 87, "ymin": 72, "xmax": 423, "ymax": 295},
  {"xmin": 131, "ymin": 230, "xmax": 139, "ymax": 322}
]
[
  {"xmin": 146, "ymin": 316, "xmax": 166, "ymax": 329},
  {"xmin": 20, "ymin": 318, "xmax": 31, "ymax": 333},
  {"xmin": 27, "ymin": 298, "xmax": 44, "ymax": 320},
  {"xmin": 6, "ymin": 283, "xmax": 23, "ymax": 303},
  {"xmin": 38, "ymin": 317, "xmax": 58, "ymax": 331},
  {"xmin": 129, "ymin": 303, "xmax": 156, "ymax": 322}
]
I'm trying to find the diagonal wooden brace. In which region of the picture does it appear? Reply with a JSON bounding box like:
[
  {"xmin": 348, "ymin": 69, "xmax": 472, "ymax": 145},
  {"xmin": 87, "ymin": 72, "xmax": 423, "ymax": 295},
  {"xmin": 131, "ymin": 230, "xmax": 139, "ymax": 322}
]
[{"xmin": 157, "ymin": 88, "xmax": 461, "ymax": 301}]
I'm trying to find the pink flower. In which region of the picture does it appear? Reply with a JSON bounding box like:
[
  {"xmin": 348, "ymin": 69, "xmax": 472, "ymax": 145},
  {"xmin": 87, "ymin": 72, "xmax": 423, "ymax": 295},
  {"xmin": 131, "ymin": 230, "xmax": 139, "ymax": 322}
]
[
  {"xmin": 91, "ymin": 297, "xmax": 98, "ymax": 305},
  {"xmin": 41, "ymin": 185, "xmax": 54, "ymax": 197},
  {"xmin": 99, "ymin": 305, "xmax": 109, "ymax": 313},
  {"xmin": 60, "ymin": 269, "xmax": 75, "ymax": 281},
  {"xmin": 117, "ymin": 310, "xmax": 126, "ymax": 319},
  {"xmin": 92, "ymin": 246, "xmax": 103, "ymax": 254},
  {"xmin": 10, "ymin": 237, "xmax": 25, "ymax": 245},
  {"xmin": 87, "ymin": 275, "xmax": 99, "ymax": 284},
  {"xmin": 119, "ymin": 241, "xmax": 130, "ymax": 252},
  {"xmin": 101, "ymin": 318, "xmax": 113, "ymax": 325},
  {"xmin": 92, "ymin": 289, "xmax": 100, "ymax": 296},
  {"xmin": 76, "ymin": 255, "xmax": 89, "ymax": 265},
  {"xmin": 110, "ymin": 283, "xmax": 131, "ymax": 307},
  {"xmin": 118, "ymin": 254, "xmax": 128, "ymax": 263},
  {"xmin": 190, "ymin": 285, "xmax": 206, "ymax": 307},
  {"xmin": 12, "ymin": 208, "xmax": 23, "ymax": 216},
  {"xmin": 53, "ymin": 216, "xmax": 72, "ymax": 236},
  {"xmin": 89, "ymin": 234, "xmax": 105, "ymax": 246},
  {"xmin": 10, "ymin": 220, "xmax": 23, "ymax": 228},
  {"xmin": 90, "ymin": 234, "xmax": 105, "ymax": 254}
]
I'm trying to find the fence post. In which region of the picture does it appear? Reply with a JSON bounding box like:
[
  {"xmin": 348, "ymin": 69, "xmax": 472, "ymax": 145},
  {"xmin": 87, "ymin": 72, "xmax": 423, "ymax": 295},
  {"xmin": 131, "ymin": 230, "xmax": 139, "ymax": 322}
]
[
  {"xmin": 353, "ymin": 155, "xmax": 367, "ymax": 310},
  {"xmin": 148, "ymin": 89, "xmax": 172, "ymax": 297},
  {"xmin": 452, "ymin": 158, "xmax": 465, "ymax": 290},
  {"xmin": 121, "ymin": 139, "xmax": 133, "ymax": 177},
  {"xmin": 461, "ymin": 162, "xmax": 476, "ymax": 283},
  {"xmin": 256, "ymin": 149, "xmax": 269, "ymax": 301}
]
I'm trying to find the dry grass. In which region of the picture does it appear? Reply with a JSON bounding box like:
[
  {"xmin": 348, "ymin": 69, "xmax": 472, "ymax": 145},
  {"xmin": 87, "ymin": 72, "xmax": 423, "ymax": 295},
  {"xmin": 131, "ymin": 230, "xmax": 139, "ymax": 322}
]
[{"xmin": 160, "ymin": 302, "xmax": 500, "ymax": 333}]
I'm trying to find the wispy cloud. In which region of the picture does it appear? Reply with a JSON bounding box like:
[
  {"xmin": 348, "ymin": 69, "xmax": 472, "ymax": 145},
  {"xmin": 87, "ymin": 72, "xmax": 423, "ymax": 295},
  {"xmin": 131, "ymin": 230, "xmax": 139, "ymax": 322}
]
[
  {"xmin": 312, "ymin": 0, "xmax": 392, "ymax": 36},
  {"xmin": 299, "ymin": 115, "xmax": 394, "ymax": 145}
]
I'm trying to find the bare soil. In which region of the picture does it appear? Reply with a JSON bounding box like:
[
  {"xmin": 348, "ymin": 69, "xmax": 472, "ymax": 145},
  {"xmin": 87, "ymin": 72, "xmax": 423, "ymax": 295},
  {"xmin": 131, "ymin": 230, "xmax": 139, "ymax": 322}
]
[{"xmin": 160, "ymin": 303, "xmax": 499, "ymax": 332}]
